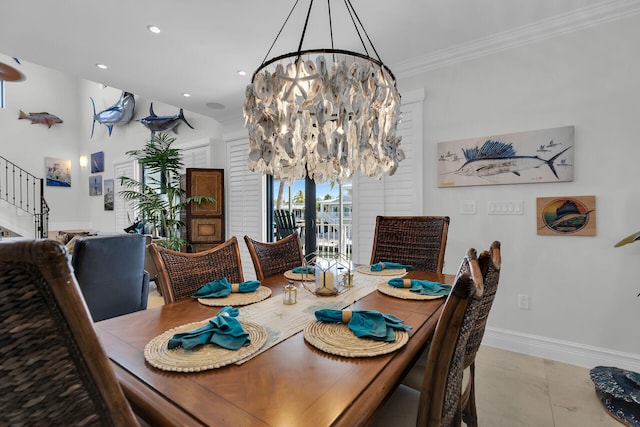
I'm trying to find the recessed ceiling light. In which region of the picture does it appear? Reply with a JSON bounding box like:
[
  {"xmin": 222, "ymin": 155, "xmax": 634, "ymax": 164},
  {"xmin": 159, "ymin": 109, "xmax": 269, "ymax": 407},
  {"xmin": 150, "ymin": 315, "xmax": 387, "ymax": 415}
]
[
  {"xmin": 237, "ymin": 70, "xmax": 247, "ymax": 76},
  {"xmin": 96, "ymin": 63, "xmax": 107, "ymax": 70},
  {"xmin": 206, "ymin": 102, "xmax": 224, "ymax": 110},
  {"xmin": 147, "ymin": 25, "xmax": 161, "ymax": 34},
  {"xmin": 183, "ymin": 93, "xmax": 191, "ymax": 97}
]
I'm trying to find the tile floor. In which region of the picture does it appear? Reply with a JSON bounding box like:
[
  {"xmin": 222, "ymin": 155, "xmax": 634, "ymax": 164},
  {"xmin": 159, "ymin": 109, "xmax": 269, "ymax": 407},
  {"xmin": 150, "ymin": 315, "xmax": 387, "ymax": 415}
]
[
  {"xmin": 145, "ymin": 284, "xmax": 619, "ymax": 426},
  {"xmin": 147, "ymin": 282, "xmax": 164, "ymax": 308},
  {"xmin": 473, "ymin": 346, "xmax": 619, "ymax": 426}
]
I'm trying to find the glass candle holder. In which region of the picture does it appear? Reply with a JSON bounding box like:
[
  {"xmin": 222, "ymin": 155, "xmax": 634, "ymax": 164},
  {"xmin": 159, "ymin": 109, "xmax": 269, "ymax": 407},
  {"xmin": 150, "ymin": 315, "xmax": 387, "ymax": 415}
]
[{"xmin": 283, "ymin": 280, "xmax": 297, "ymax": 305}]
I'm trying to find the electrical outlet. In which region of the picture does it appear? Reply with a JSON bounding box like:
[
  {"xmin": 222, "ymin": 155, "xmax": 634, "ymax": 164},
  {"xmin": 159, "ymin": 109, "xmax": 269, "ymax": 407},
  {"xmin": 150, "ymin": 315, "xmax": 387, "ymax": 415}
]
[{"xmin": 518, "ymin": 294, "xmax": 530, "ymax": 310}]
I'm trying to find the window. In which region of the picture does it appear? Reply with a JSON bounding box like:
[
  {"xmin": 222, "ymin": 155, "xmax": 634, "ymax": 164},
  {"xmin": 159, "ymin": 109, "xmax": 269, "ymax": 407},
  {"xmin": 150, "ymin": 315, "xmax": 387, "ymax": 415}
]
[{"xmin": 270, "ymin": 177, "xmax": 352, "ymax": 259}]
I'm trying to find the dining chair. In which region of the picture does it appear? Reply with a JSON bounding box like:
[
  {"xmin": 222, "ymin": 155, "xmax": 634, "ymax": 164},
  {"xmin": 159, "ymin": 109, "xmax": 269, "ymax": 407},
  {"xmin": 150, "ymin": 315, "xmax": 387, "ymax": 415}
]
[
  {"xmin": 459, "ymin": 240, "xmax": 502, "ymax": 427},
  {"xmin": 274, "ymin": 209, "xmax": 298, "ymax": 240},
  {"xmin": 370, "ymin": 261, "xmax": 483, "ymax": 427},
  {"xmin": 400, "ymin": 242, "xmax": 502, "ymax": 426},
  {"xmin": 370, "ymin": 216, "xmax": 450, "ymax": 273},
  {"xmin": 244, "ymin": 232, "xmax": 304, "ymax": 281},
  {"xmin": 0, "ymin": 239, "xmax": 139, "ymax": 426},
  {"xmin": 149, "ymin": 236, "xmax": 245, "ymax": 304}
]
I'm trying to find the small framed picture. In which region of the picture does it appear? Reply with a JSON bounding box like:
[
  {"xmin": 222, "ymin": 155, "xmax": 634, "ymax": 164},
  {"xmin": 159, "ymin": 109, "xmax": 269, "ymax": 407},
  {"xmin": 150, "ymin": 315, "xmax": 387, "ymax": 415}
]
[
  {"xmin": 537, "ymin": 195, "xmax": 596, "ymax": 236},
  {"xmin": 91, "ymin": 151, "xmax": 104, "ymax": 173},
  {"xmin": 45, "ymin": 157, "xmax": 71, "ymax": 187},
  {"xmin": 104, "ymin": 179, "xmax": 114, "ymax": 211},
  {"xmin": 89, "ymin": 175, "xmax": 102, "ymax": 196}
]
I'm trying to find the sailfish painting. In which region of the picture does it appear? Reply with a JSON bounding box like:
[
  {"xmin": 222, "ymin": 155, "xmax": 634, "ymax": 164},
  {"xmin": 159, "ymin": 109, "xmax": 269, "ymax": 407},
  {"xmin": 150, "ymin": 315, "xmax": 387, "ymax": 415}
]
[{"xmin": 437, "ymin": 126, "xmax": 574, "ymax": 187}]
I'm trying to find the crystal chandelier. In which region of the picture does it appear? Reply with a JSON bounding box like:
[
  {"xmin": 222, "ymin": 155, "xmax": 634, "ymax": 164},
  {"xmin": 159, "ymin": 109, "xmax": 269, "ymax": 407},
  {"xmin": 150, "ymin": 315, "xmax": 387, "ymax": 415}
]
[{"xmin": 243, "ymin": 0, "xmax": 404, "ymax": 184}]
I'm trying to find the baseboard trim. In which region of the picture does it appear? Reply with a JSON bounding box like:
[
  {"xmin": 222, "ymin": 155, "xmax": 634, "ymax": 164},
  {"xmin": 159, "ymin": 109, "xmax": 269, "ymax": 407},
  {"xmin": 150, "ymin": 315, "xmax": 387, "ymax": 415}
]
[{"xmin": 483, "ymin": 327, "xmax": 640, "ymax": 372}]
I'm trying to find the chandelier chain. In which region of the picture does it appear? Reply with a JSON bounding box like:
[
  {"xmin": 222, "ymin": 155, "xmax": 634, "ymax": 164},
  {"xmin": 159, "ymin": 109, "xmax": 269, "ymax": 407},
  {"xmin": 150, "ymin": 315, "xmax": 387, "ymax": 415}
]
[
  {"xmin": 328, "ymin": 0, "xmax": 335, "ymax": 56},
  {"xmin": 295, "ymin": 0, "xmax": 316, "ymax": 62},
  {"xmin": 260, "ymin": 0, "xmax": 301, "ymax": 67},
  {"xmin": 343, "ymin": 0, "xmax": 370, "ymax": 58}
]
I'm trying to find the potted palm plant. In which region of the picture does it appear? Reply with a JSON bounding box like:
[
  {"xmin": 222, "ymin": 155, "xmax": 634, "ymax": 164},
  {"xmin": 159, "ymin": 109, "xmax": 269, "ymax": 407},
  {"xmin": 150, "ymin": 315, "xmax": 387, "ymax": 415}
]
[{"xmin": 119, "ymin": 132, "xmax": 215, "ymax": 250}]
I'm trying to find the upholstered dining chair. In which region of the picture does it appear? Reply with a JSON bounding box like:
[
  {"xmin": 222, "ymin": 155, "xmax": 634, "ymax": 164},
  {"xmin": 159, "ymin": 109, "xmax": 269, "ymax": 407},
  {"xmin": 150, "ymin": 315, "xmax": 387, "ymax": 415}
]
[
  {"xmin": 370, "ymin": 216, "xmax": 450, "ymax": 273},
  {"xmin": 370, "ymin": 262, "xmax": 483, "ymax": 427},
  {"xmin": 149, "ymin": 236, "xmax": 245, "ymax": 304},
  {"xmin": 244, "ymin": 232, "xmax": 304, "ymax": 281},
  {"xmin": 71, "ymin": 234, "xmax": 150, "ymax": 322},
  {"xmin": 0, "ymin": 239, "xmax": 139, "ymax": 426}
]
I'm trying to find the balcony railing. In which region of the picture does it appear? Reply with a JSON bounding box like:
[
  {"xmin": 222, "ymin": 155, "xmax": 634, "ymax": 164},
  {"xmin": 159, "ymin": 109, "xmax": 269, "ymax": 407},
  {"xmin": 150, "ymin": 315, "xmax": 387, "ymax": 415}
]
[{"xmin": 316, "ymin": 218, "xmax": 352, "ymax": 258}]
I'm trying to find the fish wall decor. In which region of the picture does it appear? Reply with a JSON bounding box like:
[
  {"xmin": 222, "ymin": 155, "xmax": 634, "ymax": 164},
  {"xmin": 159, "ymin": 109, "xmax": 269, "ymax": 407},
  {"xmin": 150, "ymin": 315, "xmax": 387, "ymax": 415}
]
[
  {"xmin": 536, "ymin": 195, "xmax": 596, "ymax": 236},
  {"xmin": 437, "ymin": 126, "xmax": 574, "ymax": 187},
  {"xmin": 139, "ymin": 103, "xmax": 194, "ymax": 133},
  {"xmin": 90, "ymin": 91, "xmax": 135, "ymax": 138},
  {"xmin": 18, "ymin": 110, "xmax": 63, "ymax": 128}
]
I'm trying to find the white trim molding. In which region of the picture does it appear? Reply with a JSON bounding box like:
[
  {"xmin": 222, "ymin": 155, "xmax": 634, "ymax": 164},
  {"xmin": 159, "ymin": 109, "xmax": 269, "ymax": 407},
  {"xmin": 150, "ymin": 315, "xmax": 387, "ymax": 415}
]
[
  {"xmin": 484, "ymin": 327, "xmax": 640, "ymax": 372},
  {"xmin": 395, "ymin": 0, "xmax": 640, "ymax": 77}
]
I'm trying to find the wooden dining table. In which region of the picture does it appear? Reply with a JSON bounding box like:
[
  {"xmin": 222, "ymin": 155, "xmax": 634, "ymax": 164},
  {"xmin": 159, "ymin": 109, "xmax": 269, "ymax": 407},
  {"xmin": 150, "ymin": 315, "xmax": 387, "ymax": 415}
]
[{"xmin": 95, "ymin": 269, "xmax": 454, "ymax": 427}]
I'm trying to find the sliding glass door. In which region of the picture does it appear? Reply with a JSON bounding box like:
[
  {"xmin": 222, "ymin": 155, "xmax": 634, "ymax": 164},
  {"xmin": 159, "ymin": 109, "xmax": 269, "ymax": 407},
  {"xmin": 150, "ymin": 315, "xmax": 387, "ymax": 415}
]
[{"xmin": 269, "ymin": 176, "xmax": 352, "ymax": 260}]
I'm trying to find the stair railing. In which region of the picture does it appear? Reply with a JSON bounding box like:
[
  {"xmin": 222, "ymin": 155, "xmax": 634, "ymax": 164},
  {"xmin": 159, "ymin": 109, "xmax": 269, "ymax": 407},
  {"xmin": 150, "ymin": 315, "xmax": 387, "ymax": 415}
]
[{"xmin": 0, "ymin": 155, "xmax": 49, "ymax": 238}]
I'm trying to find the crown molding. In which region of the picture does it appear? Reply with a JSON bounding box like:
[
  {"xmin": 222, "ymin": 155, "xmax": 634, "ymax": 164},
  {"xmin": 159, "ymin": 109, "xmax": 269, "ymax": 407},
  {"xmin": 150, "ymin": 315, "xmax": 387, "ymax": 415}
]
[{"xmin": 395, "ymin": 0, "xmax": 640, "ymax": 78}]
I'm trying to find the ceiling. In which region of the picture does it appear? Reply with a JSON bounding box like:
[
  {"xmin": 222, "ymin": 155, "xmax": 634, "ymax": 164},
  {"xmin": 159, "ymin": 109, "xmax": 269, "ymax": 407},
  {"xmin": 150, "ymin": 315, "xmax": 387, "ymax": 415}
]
[{"xmin": 0, "ymin": 0, "xmax": 634, "ymax": 127}]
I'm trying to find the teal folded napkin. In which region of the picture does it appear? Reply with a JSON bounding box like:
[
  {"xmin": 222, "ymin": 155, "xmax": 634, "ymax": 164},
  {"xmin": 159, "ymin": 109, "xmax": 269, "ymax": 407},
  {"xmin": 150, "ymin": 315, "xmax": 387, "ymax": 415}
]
[
  {"xmin": 167, "ymin": 306, "xmax": 250, "ymax": 350},
  {"xmin": 387, "ymin": 278, "xmax": 451, "ymax": 296},
  {"xmin": 314, "ymin": 309, "xmax": 411, "ymax": 342},
  {"xmin": 192, "ymin": 277, "xmax": 261, "ymax": 298},
  {"xmin": 292, "ymin": 266, "xmax": 315, "ymax": 274},
  {"xmin": 370, "ymin": 262, "xmax": 413, "ymax": 272}
]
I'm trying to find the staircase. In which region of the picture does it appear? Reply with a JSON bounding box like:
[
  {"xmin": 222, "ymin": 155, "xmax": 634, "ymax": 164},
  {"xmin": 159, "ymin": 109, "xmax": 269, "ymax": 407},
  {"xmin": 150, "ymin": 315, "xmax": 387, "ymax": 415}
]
[{"xmin": 0, "ymin": 156, "xmax": 49, "ymax": 239}]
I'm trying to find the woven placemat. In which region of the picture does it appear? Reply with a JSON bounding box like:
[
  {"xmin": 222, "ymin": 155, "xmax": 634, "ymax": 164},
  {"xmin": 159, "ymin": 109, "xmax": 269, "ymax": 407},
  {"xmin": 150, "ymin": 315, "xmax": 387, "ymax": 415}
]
[
  {"xmin": 376, "ymin": 282, "xmax": 446, "ymax": 300},
  {"xmin": 197, "ymin": 286, "xmax": 272, "ymax": 307},
  {"xmin": 144, "ymin": 319, "xmax": 268, "ymax": 372},
  {"xmin": 283, "ymin": 270, "xmax": 315, "ymax": 281},
  {"xmin": 303, "ymin": 321, "xmax": 408, "ymax": 358},
  {"xmin": 355, "ymin": 265, "xmax": 407, "ymax": 276}
]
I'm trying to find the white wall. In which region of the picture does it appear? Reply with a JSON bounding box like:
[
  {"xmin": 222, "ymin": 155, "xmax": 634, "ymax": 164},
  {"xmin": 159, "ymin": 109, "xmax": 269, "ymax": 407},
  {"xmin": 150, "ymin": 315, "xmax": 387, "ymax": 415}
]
[
  {"xmin": 4, "ymin": 10, "xmax": 640, "ymax": 368},
  {"xmin": 399, "ymin": 14, "xmax": 640, "ymax": 359},
  {"xmin": 0, "ymin": 53, "xmax": 225, "ymax": 233}
]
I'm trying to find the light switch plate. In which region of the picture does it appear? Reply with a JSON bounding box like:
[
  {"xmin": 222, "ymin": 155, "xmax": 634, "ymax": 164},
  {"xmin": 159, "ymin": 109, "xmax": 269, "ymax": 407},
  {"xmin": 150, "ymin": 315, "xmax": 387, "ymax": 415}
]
[{"xmin": 488, "ymin": 200, "xmax": 524, "ymax": 215}]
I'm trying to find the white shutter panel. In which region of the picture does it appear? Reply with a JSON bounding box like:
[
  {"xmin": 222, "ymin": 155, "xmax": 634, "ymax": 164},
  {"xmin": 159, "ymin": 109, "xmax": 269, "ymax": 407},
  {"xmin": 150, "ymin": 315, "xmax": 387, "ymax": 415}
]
[
  {"xmin": 113, "ymin": 159, "xmax": 139, "ymax": 232},
  {"xmin": 180, "ymin": 144, "xmax": 210, "ymax": 171},
  {"xmin": 351, "ymin": 89, "xmax": 424, "ymax": 264},
  {"xmin": 227, "ymin": 138, "xmax": 264, "ymax": 280}
]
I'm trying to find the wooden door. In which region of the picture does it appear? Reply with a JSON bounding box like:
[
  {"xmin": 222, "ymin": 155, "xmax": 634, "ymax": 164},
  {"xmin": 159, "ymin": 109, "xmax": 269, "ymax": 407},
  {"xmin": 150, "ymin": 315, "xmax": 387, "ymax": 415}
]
[{"xmin": 182, "ymin": 168, "xmax": 224, "ymax": 252}]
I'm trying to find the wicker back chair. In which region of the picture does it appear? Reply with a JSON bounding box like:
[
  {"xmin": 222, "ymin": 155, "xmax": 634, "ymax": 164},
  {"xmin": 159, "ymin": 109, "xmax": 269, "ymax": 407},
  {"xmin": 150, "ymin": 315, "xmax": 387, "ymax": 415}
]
[
  {"xmin": 459, "ymin": 241, "xmax": 502, "ymax": 427},
  {"xmin": 244, "ymin": 232, "xmax": 304, "ymax": 281},
  {"xmin": 0, "ymin": 239, "xmax": 139, "ymax": 426},
  {"xmin": 149, "ymin": 236, "xmax": 245, "ymax": 304},
  {"xmin": 370, "ymin": 216, "xmax": 450, "ymax": 273},
  {"xmin": 371, "ymin": 265, "xmax": 482, "ymax": 427}
]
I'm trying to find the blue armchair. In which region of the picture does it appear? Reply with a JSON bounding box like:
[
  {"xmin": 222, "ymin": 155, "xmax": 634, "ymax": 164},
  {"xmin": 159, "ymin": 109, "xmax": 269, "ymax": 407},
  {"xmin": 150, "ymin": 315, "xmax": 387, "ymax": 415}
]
[{"xmin": 71, "ymin": 234, "xmax": 149, "ymax": 322}]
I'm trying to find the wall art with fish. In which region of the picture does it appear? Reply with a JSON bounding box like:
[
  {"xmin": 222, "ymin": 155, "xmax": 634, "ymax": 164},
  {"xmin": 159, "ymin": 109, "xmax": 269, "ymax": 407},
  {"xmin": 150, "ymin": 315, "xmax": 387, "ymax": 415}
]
[
  {"xmin": 437, "ymin": 126, "xmax": 574, "ymax": 187},
  {"xmin": 536, "ymin": 195, "xmax": 595, "ymax": 236}
]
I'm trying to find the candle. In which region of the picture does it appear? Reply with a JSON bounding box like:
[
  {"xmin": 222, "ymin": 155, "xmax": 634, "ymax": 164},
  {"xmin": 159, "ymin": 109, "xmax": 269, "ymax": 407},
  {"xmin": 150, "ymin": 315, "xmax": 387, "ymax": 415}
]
[{"xmin": 324, "ymin": 271, "xmax": 334, "ymax": 291}]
